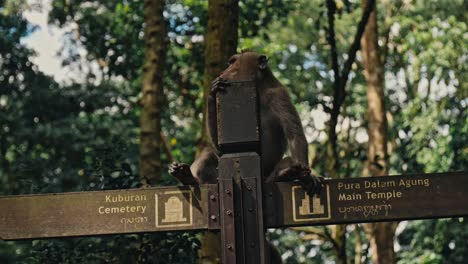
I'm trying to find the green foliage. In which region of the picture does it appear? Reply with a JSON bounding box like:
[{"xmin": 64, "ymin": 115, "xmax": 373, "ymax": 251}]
[
  {"xmin": 239, "ymin": 0, "xmax": 294, "ymax": 38},
  {"xmin": 0, "ymin": 1, "xmax": 196, "ymax": 262},
  {"xmin": 398, "ymin": 218, "xmax": 468, "ymax": 264},
  {"xmin": 13, "ymin": 232, "xmax": 200, "ymax": 264},
  {"xmin": 240, "ymin": 0, "xmax": 467, "ymax": 262},
  {"xmin": 50, "ymin": 0, "xmax": 144, "ymax": 80},
  {"xmin": 0, "ymin": 0, "xmax": 466, "ymax": 263},
  {"xmin": 267, "ymin": 228, "xmax": 335, "ymax": 263}
]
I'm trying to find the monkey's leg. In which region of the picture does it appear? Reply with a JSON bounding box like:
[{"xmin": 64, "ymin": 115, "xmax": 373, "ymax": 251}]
[
  {"xmin": 168, "ymin": 162, "xmax": 199, "ymax": 185},
  {"xmin": 191, "ymin": 147, "xmax": 219, "ymax": 184},
  {"xmin": 266, "ymin": 157, "xmax": 324, "ymax": 196},
  {"xmin": 265, "ymin": 157, "xmax": 294, "ymax": 182}
]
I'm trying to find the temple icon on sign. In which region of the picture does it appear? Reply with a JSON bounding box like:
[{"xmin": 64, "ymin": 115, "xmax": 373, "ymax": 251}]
[
  {"xmin": 299, "ymin": 193, "xmax": 325, "ymax": 215},
  {"xmin": 292, "ymin": 185, "xmax": 331, "ymax": 222},
  {"xmin": 162, "ymin": 196, "xmax": 187, "ymax": 223}
]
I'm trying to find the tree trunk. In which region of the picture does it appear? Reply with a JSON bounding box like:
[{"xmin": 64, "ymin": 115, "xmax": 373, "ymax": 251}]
[
  {"xmin": 0, "ymin": 136, "xmax": 13, "ymax": 191},
  {"xmin": 332, "ymin": 225, "xmax": 348, "ymax": 264},
  {"xmin": 360, "ymin": 0, "xmax": 397, "ymax": 263},
  {"xmin": 199, "ymin": 0, "xmax": 239, "ymax": 263},
  {"xmin": 139, "ymin": 0, "xmax": 167, "ymax": 186},
  {"xmin": 354, "ymin": 225, "xmax": 363, "ymax": 264},
  {"xmin": 199, "ymin": 0, "xmax": 239, "ymax": 151}
]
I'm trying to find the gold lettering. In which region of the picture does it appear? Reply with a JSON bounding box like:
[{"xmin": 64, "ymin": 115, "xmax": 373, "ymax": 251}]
[
  {"xmin": 338, "ymin": 193, "xmax": 362, "ymax": 201},
  {"xmin": 365, "ymin": 190, "xmax": 402, "ymax": 200},
  {"xmin": 424, "ymin": 179, "xmax": 430, "ymax": 187},
  {"xmin": 364, "ymin": 180, "xmax": 396, "ymax": 189},
  {"xmin": 399, "ymin": 178, "xmax": 431, "ymax": 188},
  {"xmin": 338, "ymin": 182, "xmax": 360, "ymax": 190},
  {"xmin": 98, "ymin": 205, "xmax": 147, "ymax": 214},
  {"xmin": 103, "ymin": 194, "xmax": 147, "ymax": 203}
]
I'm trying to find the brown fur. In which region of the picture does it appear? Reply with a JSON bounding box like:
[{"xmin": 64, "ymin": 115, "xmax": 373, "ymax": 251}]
[
  {"xmin": 169, "ymin": 51, "xmax": 326, "ymax": 264},
  {"xmin": 170, "ymin": 51, "xmax": 322, "ymax": 189}
]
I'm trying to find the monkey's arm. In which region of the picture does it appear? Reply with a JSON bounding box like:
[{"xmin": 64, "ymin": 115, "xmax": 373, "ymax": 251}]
[
  {"xmin": 207, "ymin": 93, "xmax": 218, "ymax": 148},
  {"xmin": 207, "ymin": 77, "xmax": 230, "ymax": 149},
  {"xmin": 269, "ymin": 87, "xmax": 324, "ymax": 195},
  {"xmin": 270, "ymin": 88, "xmax": 309, "ymax": 167}
]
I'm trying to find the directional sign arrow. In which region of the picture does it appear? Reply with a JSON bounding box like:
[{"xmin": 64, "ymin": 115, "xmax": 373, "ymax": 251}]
[
  {"xmin": 264, "ymin": 171, "xmax": 468, "ymax": 228},
  {"xmin": 0, "ymin": 185, "xmax": 218, "ymax": 240}
]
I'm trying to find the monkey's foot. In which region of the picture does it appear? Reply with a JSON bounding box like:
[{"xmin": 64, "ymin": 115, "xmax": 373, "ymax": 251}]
[
  {"xmin": 210, "ymin": 77, "xmax": 230, "ymax": 95},
  {"xmin": 168, "ymin": 162, "xmax": 199, "ymax": 185},
  {"xmin": 276, "ymin": 165, "xmax": 324, "ymax": 196},
  {"xmin": 298, "ymin": 173, "xmax": 325, "ymax": 197}
]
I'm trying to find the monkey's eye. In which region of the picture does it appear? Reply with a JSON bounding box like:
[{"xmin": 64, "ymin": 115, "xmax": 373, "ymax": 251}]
[{"xmin": 227, "ymin": 57, "xmax": 236, "ymax": 66}]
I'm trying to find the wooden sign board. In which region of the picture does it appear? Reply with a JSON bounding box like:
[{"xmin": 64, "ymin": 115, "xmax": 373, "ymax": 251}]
[
  {"xmin": 1, "ymin": 172, "xmax": 467, "ymax": 240},
  {"xmin": 0, "ymin": 185, "xmax": 218, "ymax": 240},
  {"xmin": 264, "ymin": 172, "xmax": 468, "ymax": 227}
]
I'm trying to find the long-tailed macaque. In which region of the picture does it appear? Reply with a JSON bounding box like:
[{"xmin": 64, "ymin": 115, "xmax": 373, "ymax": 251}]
[
  {"xmin": 169, "ymin": 51, "xmax": 323, "ymax": 194},
  {"xmin": 169, "ymin": 51, "xmax": 322, "ymax": 264}
]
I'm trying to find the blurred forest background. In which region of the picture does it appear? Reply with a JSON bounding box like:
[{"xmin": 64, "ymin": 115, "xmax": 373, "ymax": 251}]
[{"xmin": 0, "ymin": 0, "xmax": 466, "ymax": 263}]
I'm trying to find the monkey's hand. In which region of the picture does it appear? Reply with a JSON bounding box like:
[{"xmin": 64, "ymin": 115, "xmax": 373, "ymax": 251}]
[
  {"xmin": 168, "ymin": 162, "xmax": 199, "ymax": 185},
  {"xmin": 276, "ymin": 165, "xmax": 325, "ymax": 196},
  {"xmin": 298, "ymin": 171, "xmax": 325, "ymax": 197},
  {"xmin": 210, "ymin": 77, "xmax": 230, "ymax": 95}
]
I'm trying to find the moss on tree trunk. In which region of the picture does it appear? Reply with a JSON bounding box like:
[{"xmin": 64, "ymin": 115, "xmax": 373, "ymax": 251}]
[{"xmin": 199, "ymin": 0, "xmax": 239, "ymax": 263}]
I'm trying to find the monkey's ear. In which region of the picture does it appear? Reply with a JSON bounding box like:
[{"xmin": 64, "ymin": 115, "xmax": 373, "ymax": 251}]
[{"xmin": 258, "ymin": 55, "xmax": 269, "ymax": 70}]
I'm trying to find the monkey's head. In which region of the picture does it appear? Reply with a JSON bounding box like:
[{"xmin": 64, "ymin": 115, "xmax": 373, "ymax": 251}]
[{"xmin": 219, "ymin": 51, "xmax": 269, "ymax": 81}]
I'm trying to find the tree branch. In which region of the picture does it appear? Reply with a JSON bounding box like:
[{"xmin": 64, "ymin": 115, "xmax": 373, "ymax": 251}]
[
  {"xmin": 323, "ymin": 226, "xmax": 341, "ymax": 253},
  {"xmin": 381, "ymin": 0, "xmax": 402, "ymax": 66},
  {"xmin": 291, "ymin": 227, "xmax": 328, "ymax": 240},
  {"xmin": 160, "ymin": 131, "xmax": 174, "ymax": 164},
  {"xmin": 339, "ymin": 0, "xmax": 376, "ymax": 88},
  {"xmin": 326, "ymin": 0, "xmax": 340, "ymax": 86}
]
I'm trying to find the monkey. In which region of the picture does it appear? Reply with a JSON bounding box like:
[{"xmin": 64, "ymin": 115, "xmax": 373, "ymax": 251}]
[
  {"xmin": 169, "ymin": 51, "xmax": 323, "ymax": 194},
  {"xmin": 169, "ymin": 51, "xmax": 322, "ymax": 264},
  {"xmin": 169, "ymin": 146, "xmax": 218, "ymax": 185}
]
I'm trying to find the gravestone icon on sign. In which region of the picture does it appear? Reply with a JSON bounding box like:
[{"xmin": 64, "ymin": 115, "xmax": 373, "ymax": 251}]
[
  {"xmin": 155, "ymin": 190, "xmax": 193, "ymax": 228},
  {"xmin": 162, "ymin": 196, "xmax": 187, "ymax": 223}
]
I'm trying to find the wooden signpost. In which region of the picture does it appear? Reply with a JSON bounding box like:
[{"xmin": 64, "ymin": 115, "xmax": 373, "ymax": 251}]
[
  {"xmin": 2, "ymin": 172, "xmax": 467, "ymax": 241},
  {"xmin": 1, "ymin": 81, "xmax": 467, "ymax": 263}
]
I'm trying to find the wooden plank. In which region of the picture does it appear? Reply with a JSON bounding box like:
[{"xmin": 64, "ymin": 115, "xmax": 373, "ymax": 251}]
[
  {"xmin": 237, "ymin": 154, "xmax": 265, "ymax": 264},
  {"xmin": 264, "ymin": 171, "xmax": 468, "ymax": 228},
  {"xmin": 1, "ymin": 172, "xmax": 467, "ymax": 241},
  {"xmin": 218, "ymin": 166, "xmax": 238, "ymax": 264},
  {"xmin": 0, "ymin": 185, "xmax": 217, "ymax": 240}
]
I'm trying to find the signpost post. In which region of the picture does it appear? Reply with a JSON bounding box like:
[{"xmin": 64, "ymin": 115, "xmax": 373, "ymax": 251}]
[
  {"xmin": 216, "ymin": 81, "xmax": 265, "ymax": 264},
  {"xmin": 1, "ymin": 81, "xmax": 467, "ymax": 263}
]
